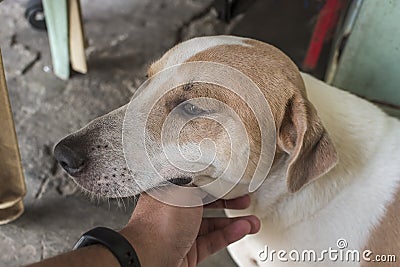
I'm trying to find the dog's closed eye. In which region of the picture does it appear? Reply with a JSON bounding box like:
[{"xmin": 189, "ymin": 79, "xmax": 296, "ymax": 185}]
[{"xmin": 182, "ymin": 103, "xmax": 205, "ymax": 116}]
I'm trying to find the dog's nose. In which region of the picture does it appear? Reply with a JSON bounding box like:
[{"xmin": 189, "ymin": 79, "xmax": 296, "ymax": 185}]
[{"xmin": 54, "ymin": 142, "xmax": 86, "ymax": 174}]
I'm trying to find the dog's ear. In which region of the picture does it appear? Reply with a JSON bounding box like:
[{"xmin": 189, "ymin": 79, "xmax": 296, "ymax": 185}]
[{"xmin": 278, "ymin": 92, "xmax": 338, "ymax": 193}]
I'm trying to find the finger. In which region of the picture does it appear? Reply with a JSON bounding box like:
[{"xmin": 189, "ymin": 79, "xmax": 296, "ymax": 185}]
[
  {"xmin": 204, "ymin": 195, "xmax": 251, "ymax": 210},
  {"xmin": 196, "ymin": 219, "xmax": 255, "ymax": 263},
  {"xmin": 186, "ymin": 246, "xmax": 197, "ymax": 267},
  {"xmin": 199, "ymin": 215, "xmax": 260, "ymax": 236}
]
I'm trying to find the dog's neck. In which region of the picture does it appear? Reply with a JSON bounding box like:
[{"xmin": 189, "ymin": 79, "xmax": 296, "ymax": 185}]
[{"xmin": 253, "ymin": 73, "xmax": 390, "ymax": 231}]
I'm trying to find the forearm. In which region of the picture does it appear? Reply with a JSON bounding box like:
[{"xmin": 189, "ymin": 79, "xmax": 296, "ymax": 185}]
[
  {"xmin": 26, "ymin": 245, "xmax": 119, "ymax": 267},
  {"xmin": 25, "ymin": 228, "xmax": 156, "ymax": 267}
]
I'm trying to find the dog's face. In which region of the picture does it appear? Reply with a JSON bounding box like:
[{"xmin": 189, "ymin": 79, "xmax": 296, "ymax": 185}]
[{"xmin": 54, "ymin": 36, "xmax": 338, "ymax": 201}]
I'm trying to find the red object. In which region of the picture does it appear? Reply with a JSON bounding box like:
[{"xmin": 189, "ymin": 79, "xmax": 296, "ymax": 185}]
[{"xmin": 302, "ymin": 0, "xmax": 344, "ymax": 70}]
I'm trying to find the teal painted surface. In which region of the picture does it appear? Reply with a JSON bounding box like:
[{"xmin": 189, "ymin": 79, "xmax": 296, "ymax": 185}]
[
  {"xmin": 43, "ymin": 0, "xmax": 69, "ymax": 80},
  {"xmin": 333, "ymin": 0, "xmax": 400, "ymax": 107},
  {"xmin": 380, "ymin": 105, "xmax": 400, "ymax": 119}
]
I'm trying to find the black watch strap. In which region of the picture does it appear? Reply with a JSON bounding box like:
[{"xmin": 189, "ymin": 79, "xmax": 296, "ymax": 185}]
[{"xmin": 73, "ymin": 227, "xmax": 141, "ymax": 267}]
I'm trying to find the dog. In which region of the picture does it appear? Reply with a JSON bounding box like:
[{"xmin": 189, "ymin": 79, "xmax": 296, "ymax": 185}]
[{"xmin": 54, "ymin": 36, "xmax": 400, "ymax": 266}]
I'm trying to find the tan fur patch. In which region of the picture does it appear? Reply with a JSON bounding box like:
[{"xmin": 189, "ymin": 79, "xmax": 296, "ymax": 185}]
[
  {"xmin": 144, "ymin": 81, "xmax": 262, "ymax": 182},
  {"xmin": 181, "ymin": 39, "xmax": 338, "ymax": 192}
]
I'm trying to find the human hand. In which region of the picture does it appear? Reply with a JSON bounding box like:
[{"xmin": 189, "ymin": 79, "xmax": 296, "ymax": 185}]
[{"xmin": 120, "ymin": 189, "xmax": 260, "ymax": 267}]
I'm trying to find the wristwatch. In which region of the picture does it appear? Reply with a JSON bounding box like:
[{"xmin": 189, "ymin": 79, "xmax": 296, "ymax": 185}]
[{"xmin": 74, "ymin": 227, "xmax": 141, "ymax": 267}]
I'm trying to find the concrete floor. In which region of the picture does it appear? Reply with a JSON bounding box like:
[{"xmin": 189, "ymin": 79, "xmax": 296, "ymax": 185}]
[{"xmin": 0, "ymin": 0, "xmax": 238, "ymax": 266}]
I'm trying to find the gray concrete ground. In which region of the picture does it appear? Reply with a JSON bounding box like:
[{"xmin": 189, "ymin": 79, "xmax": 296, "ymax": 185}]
[{"xmin": 0, "ymin": 0, "xmax": 238, "ymax": 266}]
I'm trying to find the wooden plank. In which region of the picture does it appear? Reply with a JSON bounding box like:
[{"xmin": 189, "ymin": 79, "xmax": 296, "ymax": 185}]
[
  {"xmin": 0, "ymin": 50, "xmax": 26, "ymax": 224},
  {"xmin": 42, "ymin": 0, "xmax": 70, "ymax": 80},
  {"xmin": 69, "ymin": 0, "xmax": 87, "ymax": 74}
]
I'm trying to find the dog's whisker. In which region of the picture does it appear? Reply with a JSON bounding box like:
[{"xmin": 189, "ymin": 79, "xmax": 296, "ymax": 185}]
[
  {"xmin": 116, "ymin": 195, "xmax": 121, "ymax": 209},
  {"xmin": 118, "ymin": 190, "xmax": 127, "ymax": 211}
]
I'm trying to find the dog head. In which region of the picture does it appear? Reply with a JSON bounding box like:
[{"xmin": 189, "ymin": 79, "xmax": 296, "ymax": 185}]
[{"xmin": 54, "ymin": 36, "xmax": 338, "ymax": 201}]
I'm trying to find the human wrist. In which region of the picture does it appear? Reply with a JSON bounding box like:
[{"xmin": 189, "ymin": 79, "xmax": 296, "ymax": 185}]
[{"xmin": 119, "ymin": 224, "xmax": 163, "ymax": 267}]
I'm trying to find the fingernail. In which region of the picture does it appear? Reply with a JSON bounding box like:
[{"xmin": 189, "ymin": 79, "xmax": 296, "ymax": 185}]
[{"xmin": 247, "ymin": 216, "xmax": 261, "ymax": 233}]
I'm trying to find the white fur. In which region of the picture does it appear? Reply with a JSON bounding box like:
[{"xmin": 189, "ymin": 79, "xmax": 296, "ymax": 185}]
[{"xmin": 226, "ymin": 73, "xmax": 400, "ymax": 266}]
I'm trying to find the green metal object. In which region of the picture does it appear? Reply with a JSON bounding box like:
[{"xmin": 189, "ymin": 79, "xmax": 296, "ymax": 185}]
[
  {"xmin": 42, "ymin": 0, "xmax": 70, "ymax": 80},
  {"xmin": 332, "ymin": 0, "xmax": 400, "ymax": 108}
]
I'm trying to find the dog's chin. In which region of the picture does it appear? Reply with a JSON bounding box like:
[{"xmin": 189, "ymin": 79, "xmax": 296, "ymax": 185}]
[
  {"xmin": 193, "ymin": 176, "xmax": 251, "ymax": 200},
  {"xmin": 70, "ymin": 172, "xmax": 248, "ymax": 200}
]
